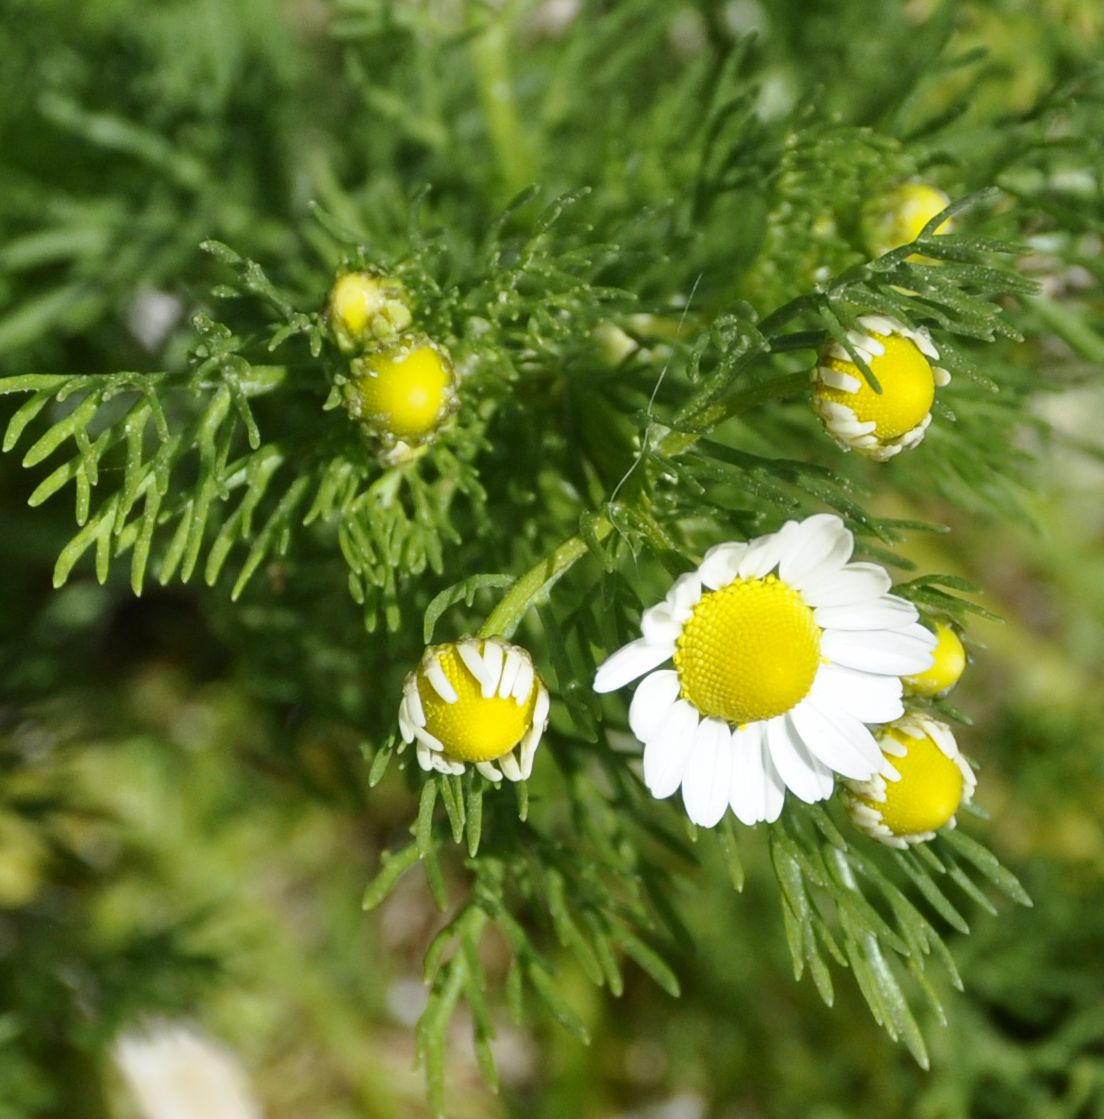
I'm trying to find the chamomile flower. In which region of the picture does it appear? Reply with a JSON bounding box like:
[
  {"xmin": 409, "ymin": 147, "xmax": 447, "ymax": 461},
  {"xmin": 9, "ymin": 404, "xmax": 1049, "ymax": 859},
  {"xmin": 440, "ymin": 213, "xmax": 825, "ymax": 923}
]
[
  {"xmin": 843, "ymin": 713, "xmax": 976, "ymax": 847},
  {"xmin": 346, "ymin": 335, "xmax": 458, "ymax": 448},
  {"xmin": 327, "ymin": 270, "xmax": 413, "ymax": 352},
  {"xmin": 593, "ymin": 514, "xmax": 936, "ymax": 827},
  {"xmin": 865, "ymin": 182, "xmax": 953, "ymax": 259},
  {"xmin": 812, "ymin": 315, "xmax": 950, "ymax": 461},
  {"xmin": 904, "ymin": 621, "xmax": 966, "ymax": 697},
  {"xmin": 398, "ymin": 638, "xmax": 550, "ymax": 783}
]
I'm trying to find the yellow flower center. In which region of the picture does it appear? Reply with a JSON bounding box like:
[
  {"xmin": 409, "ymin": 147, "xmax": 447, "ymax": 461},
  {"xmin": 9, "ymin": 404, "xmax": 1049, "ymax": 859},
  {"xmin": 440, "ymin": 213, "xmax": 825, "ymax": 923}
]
[
  {"xmin": 817, "ymin": 332, "xmax": 935, "ymax": 440},
  {"xmin": 673, "ymin": 575, "xmax": 821, "ymax": 725},
  {"xmin": 417, "ymin": 644, "xmax": 537, "ymax": 763},
  {"xmin": 868, "ymin": 728, "xmax": 963, "ymax": 836},
  {"xmin": 350, "ymin": 342, "xmax": 454, "ymax": 440},
  {"xmin": 904, "ymin": 622, "xmax": 966, "ymax": 697}
]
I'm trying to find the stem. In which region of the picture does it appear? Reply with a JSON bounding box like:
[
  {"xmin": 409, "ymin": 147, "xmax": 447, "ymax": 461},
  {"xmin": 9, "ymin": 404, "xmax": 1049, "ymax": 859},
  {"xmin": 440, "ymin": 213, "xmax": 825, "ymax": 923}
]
[
  {"xmin": 660, "ymin": 369, "xmax": 811, "ymax": 457},
  {"xmin": 468, "ymin": 8, "xmax": 536, "ymax": 197},
  {"xmin": 478, "ymin": 521, "xmax": 613, "ymax": 639}
]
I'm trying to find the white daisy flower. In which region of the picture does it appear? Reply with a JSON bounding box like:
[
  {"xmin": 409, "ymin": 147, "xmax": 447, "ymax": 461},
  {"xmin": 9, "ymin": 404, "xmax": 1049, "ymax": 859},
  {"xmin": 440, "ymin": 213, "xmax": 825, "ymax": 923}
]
[
  {"xmin": 593, "ymin": 514, "xmax": 936, "ymax": 828},
  {"xmin": 398, "ymin": 637, "xmax": 550, "ymax": 783},
  {"xmin": 113, "ymin": 1020, "xmax": 262, "ymax": 1119},
  {"xmin": 812, "ymin": 315, "xmax": 951, "ymax": 461},
  {"xmin": 842, "ymin": 713, "xmax": 977, "ymax": 848}
]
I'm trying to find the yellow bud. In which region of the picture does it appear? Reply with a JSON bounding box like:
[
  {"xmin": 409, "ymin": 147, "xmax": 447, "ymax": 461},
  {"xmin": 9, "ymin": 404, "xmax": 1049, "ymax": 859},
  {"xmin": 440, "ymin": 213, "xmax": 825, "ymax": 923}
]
[
  {"xmin": 398, "ymin": 638, "xmax": 550, "ymax": 782},
  {"xmin": 346, "ymin": 336, "xmax": 457, "ymax": 444},
  {"xmin": 843, "ymin": 715, "xmax": 976, "ymax": 848},
  {"xmin": 865, "ymin": 182, "xmax": 953, "ymax": 260},
  {"xmin": 327, "ymin": 271, "xmax": 413, "ymax": 352},
  {"xmin": 904, "ymin": 622, "xmax": 966, "ymax": 697},
  {"xmin": 811, "ymin": 315, "xmax": 950, "ymax": 461}
]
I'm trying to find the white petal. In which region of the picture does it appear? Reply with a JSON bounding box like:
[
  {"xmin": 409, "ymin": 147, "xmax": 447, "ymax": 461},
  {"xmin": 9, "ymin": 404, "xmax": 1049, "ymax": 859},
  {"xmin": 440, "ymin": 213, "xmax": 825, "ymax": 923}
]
[
  {"xmin": 666, "ymin": 571, "xmax": 704, "ymax": 617},
  {"xmin": 766, "ymin": 715, "xmax": 834, "ymax": 804},
  {"xmin": 594, "ymin": 638, "xmax": 674, "ymax": 692},
  {"xmin": 779, "ymin": 514, "xmax": 853, "ymax": 588},
  {"xmin": 821, "ymin": 628, "xmax": 935, "ymax": 676},
  {"xmin": 498, "ymin": 751, "xmax": 522, "ymax": 782},
  {"xmin": 729, "ymin": 723, "xmax": 785, "ymax": 825},
  {"xmin": 679, "ymin": 719, "xmax": 733, "ymax": 828},
  {"xmin": 813, "ymin": 594, "xmax": 917, "ymax": 630},
  {"xmin": 642, "ymin": 700, "xmax": 698, "ymax": 798},
  {"xmin": 498, "ymin": 649, "xmax": 523, "ymax": 699},
  {"xmin": 628, "ymin": 670, "xmax": 681, "ymax": 741},
  {"xmin": 513, "ymin": 656, "xmax": 535, "ymax": 703},
  {"xmin": 412, "ymin": 725, "xmax": 443, "ymax": 752},
  {"xmin": 738, "ymin": 522, "xmax": 796, "ymax": 578},
  {"xmin": 789, "ymin": 697, "xmax": 884, "ymax": 779},
  {"xmin": 398, "ymin": 701, "xmax": 416, "ymax": 744},
  {"xmin": 519, "ymin": 725, "xmax": 541, "ymax": 778},
  {"xmin": 808, "ymin": 664, "xmax": 904, "ymax": 725},
  {"xmin": 800, "ymin": 562, "xmax": 892, "ymax": 607},
  {"xmin": 480, "ymin": 640, "xmax": 504, "ymax": 699},
  {"xmin": 641, "ymin": 602, "xmax": 683, "ymax": 644},
  {"xmin": 476, "ymin": 760, "xmax": 502, "ymax": 781},
  {"xmin": 457, "ymin": 642, "xmax": 494, "ymax": 693},
  {"xmin": 424, "ymin": 657, "xmax": 458, "ymax": 703},
  {"xmin": 925, "ymin": 719, "xmax": 960, "ymax": 760},
  {"xmin": 761, "ymin": 754, "xmax": 787, "ymax": 822},
  {"xmin": 699, "ymin": 542, "xmax": 748, "ymax": 590},
  {"xmin": 857, "ymin": 314, "xmax": 897, "ymax": 338},
  {"xmin": 531, "ymin": 685, "xmax": 550, "ymax": 732},
  {"xmin": 403, "ymin": 677, "xmax": 425, "ymax": 727},
  {"xmin": 817, "ymin": 366, "xmax": 862, "ymax": 392}
]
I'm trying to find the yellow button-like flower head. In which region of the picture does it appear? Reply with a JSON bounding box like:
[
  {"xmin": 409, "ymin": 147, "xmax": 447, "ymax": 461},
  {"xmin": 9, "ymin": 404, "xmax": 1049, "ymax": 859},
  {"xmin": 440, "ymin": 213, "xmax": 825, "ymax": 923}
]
[
  {"xmin": 327, "ymin": 271, "xmax": 413, "ymax": 352},
  {"xmin": 398, "ymin": 638, "xmax": 550, "ymax": 782},
  {"xmin": 843, "ymin": 714, "xmax": 976, "ymax": 847},
  {"xmin": 904, "ymin": 622, "xmax": 966, "ymax": 697},
  {"xmin": 812, "ymin": 315, "xmax": 951, "ymax": 461},
  {"xmin": 346, "ymin": 335, "xmax": 457, "ymax": 446},
  {"xmin": 865, "ymin": 182, "xmax": 953, "ymax": 260}
]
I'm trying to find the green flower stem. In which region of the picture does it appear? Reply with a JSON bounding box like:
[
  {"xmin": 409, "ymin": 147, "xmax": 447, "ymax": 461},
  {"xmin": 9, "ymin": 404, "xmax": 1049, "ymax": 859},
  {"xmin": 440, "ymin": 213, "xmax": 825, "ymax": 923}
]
[
  {"xmin": 659, "ymin": 369, "xmax": 811, "ymax": 458},
  {"xmin": 468, "ymin": 9, "xmax": 536, "ymax": 197},
  {"xmin": 478, "ymin": 523, "xmax": 613, "ymax": 640},
  {"xmin": 479, "ymin": 366, "xmax": 810, "ymax": 639}
]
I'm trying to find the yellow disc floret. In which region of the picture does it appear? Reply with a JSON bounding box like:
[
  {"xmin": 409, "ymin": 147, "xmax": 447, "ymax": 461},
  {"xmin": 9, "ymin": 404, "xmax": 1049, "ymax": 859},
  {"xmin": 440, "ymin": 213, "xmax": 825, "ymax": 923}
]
[
  {"xmin": 416, "ymin": 643, "xmax": 539, "ymax": 764},
  {"xmin": 347, "ymin": 337, "xmax": 456, "ymax": 442},
  {"xmin": 866, "ymin": 182, "xmax": 953, "ymax": 259},
  {"xmin": 904, "ymin": 622, "xmax": 966, "ymax": 697},
  {"xmin": 817, "ymin": 331, "xmax": 935, "ymax": 441},
  {"xmin": 327, "ymin": 271, "xmax": 412, "ymax": 351},
  {"xmin": 863, "ymin": 726, "xmax": 964, "ymax": 837},
  {"xmin": 673, "ymin": 575, "xmax": 821, "ymax": 725}
]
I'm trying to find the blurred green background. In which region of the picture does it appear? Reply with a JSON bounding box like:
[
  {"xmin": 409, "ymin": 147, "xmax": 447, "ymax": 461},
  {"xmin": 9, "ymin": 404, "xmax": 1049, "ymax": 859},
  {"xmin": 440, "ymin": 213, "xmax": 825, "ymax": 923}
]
[{"xmin": 2, "ymin": 1, "xmax": 1103, "ymax": 1116}]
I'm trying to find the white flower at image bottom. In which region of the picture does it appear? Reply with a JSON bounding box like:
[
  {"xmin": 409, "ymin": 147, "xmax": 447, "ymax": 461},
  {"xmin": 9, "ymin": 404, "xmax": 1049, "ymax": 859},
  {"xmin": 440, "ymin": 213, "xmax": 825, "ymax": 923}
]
[{"xmin": 593, "ymin": 515, "xmax": 936, "ymax": 827}]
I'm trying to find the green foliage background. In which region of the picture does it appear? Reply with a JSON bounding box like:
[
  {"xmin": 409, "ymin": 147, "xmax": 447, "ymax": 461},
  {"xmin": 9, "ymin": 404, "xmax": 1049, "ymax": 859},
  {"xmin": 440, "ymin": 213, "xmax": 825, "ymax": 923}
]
[{"xmin": 1, "ymin": 0, "xmax": 1103, "ymax": 1116}]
